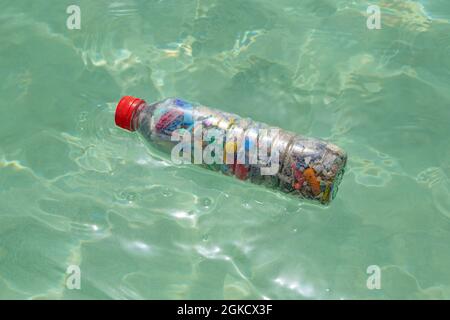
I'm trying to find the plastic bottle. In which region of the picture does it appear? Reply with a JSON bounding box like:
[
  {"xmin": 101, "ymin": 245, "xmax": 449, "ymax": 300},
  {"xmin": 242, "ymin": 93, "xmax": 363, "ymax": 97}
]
[{"xmin": 115, "ymin": 96, "xmax": 347, "ymax": 204}]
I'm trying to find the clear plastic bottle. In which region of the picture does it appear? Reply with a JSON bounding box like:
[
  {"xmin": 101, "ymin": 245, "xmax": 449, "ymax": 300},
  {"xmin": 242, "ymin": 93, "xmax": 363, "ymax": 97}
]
[{"xmin": 115, "ymin": 96, "xmax": 347, "ymax": 204}]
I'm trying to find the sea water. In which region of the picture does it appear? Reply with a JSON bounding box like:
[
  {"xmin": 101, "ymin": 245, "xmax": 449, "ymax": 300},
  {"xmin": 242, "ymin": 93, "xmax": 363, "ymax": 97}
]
[{"xmin": 0, "ymin": 0, "xmax": 449, "ymax": 299}]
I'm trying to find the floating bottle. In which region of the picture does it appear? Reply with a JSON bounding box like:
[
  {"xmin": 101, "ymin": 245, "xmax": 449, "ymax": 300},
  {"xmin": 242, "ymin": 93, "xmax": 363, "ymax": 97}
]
[{"xmin": 115, "ymin": 96, "xmax": 347, "ymax": 204}]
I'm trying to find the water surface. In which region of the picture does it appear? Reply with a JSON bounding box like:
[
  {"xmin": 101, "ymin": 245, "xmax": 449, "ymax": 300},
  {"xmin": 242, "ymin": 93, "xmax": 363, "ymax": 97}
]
[{"xmin": 0, "ymin": 0, "xmax": 449, "ymax": 299}]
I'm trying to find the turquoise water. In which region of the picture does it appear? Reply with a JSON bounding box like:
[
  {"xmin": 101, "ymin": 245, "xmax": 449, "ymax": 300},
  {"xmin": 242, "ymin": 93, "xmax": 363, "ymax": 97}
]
[{"xmin": 0, "ymin": 0, "xmax": 449, "ymax": 299}]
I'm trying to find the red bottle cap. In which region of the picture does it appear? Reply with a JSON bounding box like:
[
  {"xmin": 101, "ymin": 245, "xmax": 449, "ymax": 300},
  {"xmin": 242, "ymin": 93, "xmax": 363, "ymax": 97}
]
[{"xmin": 115, "ymin": 96, "xmax": 145, "ymax": 131}]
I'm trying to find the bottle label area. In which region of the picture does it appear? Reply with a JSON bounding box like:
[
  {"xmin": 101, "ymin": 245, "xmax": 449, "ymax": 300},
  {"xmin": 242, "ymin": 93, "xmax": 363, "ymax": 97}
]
[{"xmin": 136, "ymin": 98, "xmax": 347, "ymax": 204}]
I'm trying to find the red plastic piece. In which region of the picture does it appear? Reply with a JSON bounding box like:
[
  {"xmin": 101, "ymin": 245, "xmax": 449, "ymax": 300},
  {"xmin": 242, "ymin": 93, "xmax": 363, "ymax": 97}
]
[{"xmin": 115, "ymin": 96, "xmax": 145, "ymax": 131}]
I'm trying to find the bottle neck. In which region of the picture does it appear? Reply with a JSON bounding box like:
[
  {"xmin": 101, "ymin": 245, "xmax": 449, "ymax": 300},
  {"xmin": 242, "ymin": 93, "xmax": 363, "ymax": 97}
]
[
  {"xmin": 115, "ymin": 96, "xmax": 149, "ymax": 132},
  {"xmin": 130, "ymin": 101, "xmax": 147, "ymax": 131}
]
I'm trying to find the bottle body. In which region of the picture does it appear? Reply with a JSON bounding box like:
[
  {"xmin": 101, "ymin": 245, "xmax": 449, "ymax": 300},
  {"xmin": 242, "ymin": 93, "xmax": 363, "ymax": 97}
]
[{"xmin": 117, "ymin": 97, "xmax": 347, "ymax": 204}]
